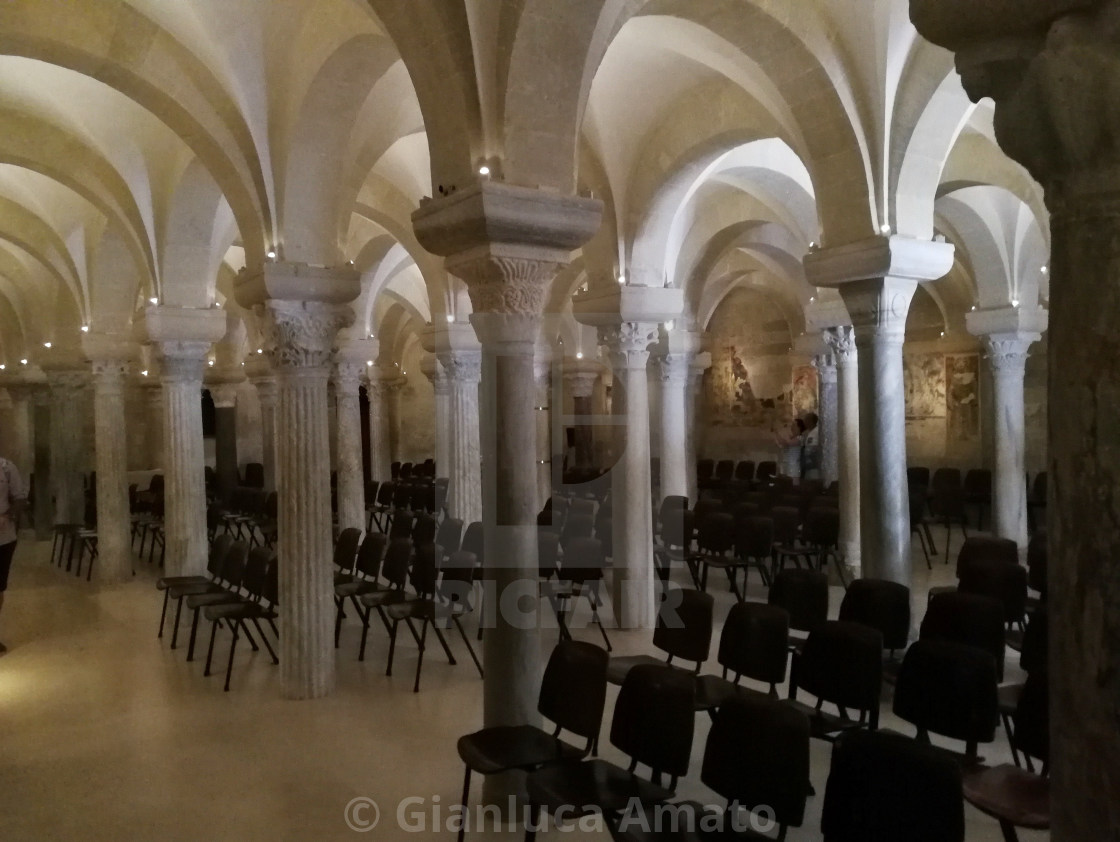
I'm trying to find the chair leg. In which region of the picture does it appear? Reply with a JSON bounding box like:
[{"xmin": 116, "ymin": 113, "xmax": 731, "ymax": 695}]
[
  {"xmin": 453, "ymin": 616, "xmax": 483, "ymax": 678},
  {"xmin": 223, "ymin": 621, "xmax": 240, "ymax": 691},
  {"xmin": 386, "ymin": 620, "xmax": 399, "ymax": 676},
  {"xmin": 358, "ymin": 607, "xmax": 372, "ymax": 662},
  {"xmin": 204, "ymin": 619, "xmax": 220, "ymax": 676},
  {"xmin": 334, "ymin": 597, "xmax": 344, "ymax": 648},
  {"xmin": 186, "ymin": 607, "xmax": 203, "ymax": 661},
  {"xmin": 158, "ymin": 590, "xmax": 171, "ymax": 638},
  {"xmin": 997, "ymin": 819, "xmax": 1020, "ymax": 842},
  {"xmin": 251, "ymin": 618, "xmax": 279, "ymax": 664},
  {"xmin": 1002, "ymin": 711, "xmax": 1022, "ymax": 768},
  {"xmin": 431, "ymin": 620, "xmax": 457, "ymax": 665},
  {"xmin": 587, "ymin": 585, "xmax": 612, "ymax": 652},
  {"xmin": 170, "ymin": 597, "xmax": 186, "ymax": 649},
  {"xmin": 458, "ymin": 765, "xmax": 472, "ymax": 842},
  {"xmin": 412, "ymin": 618, "xmax": 429, "ymax": 692}
]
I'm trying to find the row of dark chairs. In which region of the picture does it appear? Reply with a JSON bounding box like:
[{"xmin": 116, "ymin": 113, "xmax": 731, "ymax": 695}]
[
  {"xmin": 389, "ymin": 459, "xmax": 437, "ymax": 480},
  {"xmin": 696, "ymin": 458, "xmax": 780, "ymax": 492},
  {"xmin": 365, "ymin": 478, "xmax": 447, "ymax": 531}
]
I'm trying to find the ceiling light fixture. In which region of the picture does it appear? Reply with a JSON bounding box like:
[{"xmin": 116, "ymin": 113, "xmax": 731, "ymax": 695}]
[
  {"xmin": 617, "ymin": 273, "xmax": 626, "ymax": 285},
  {"xmin": 478, "ymin": 165, "xmax": 490, "ymax": 176},
  {"xmin": 880, "ymin": 224, "xmax": 892, "ymax": 235},
  {"xmin": 446, "ymin": 314, "xmax": 454, "ymax": 324},
  {"xmin": 149, "ymin": 297, "xmax": 158, "ymax": 305},
  {"xmin": 20, "ymin": 359, "xmax": 27, "ymax": 365},
  {"xmin": 1040, "ymin": 265, "xmax": 1048, "ymax": 275},
  {"xmin": 266, "ymin": 250, "xmax": 277, "ymax": 260},
  {"xmin": 43, "ymin": 342, "xmax": 51, "ymax": 349},
  {"xmin": 665, "ymin": 320, "xmax": 674, "ymax": 332},
  {"xmin": 576, "ymin": 352, "xmax": 584, "ymax": 360},
  {"xmin": 80, "ymin": 325, "xmax": 90, "ymax": 333},
  {"xmin": 141, "ymin": 370, "xmax": 149, "ymax": 376},
  {"xmin": 1012, "ymin": 298, "xmax": 1020, "ymax": 308},
  {"xmin": 207, "ymin": 360, "xmax": 215, "ymax": 367}
]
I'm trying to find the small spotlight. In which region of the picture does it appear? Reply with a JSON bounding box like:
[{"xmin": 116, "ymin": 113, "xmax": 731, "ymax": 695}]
[
  {"xmin": 80, "ymin": 325, "xmax": 89, "ymax": 333},
  {"xmin": 1040, "ymin": 265, "xmax": 1048, "ymax": 275},
  {"xmin": 576, "ymin": 352, "xmax": 584, "ymax": 360},
  {"xmin": 348, "ymin": 260, "xmax": 355, "ymax": 266},
  {"xmin": 141, "ymin": 370, "xmax": 149, "ymax": 377},
  {"xmin": 366, "ymin": 360, "xmax": 374, "ymax": 367},
  {"xmin": 1012, "ymin": 299, "xmax": 1020, "ymax": 308},
  {"xmin": 43, "ymin": 342, "xmax": 51, "ymax": 348},
  {"xmin": 446, "ymin": 314, "xmax": 454, "ymax": 324},
  {"xmin": 971, "ymin": 305, "xmax": 976, "ymax": 311},
  {"xmin": 0, "ymin": 365, "xmax": 5, "ymax": 370},
  {"xmin": 20, "ymin": 359, "xmax": 27, "ymax": 365},
  {"xmin": 617, "ymin": 273, "xmax": 626, "ymax": 285},
  {"xmin": 665, "ymin": 320, "xmax": 675, "ymax": 332},
  {"xmin": 267, "ymin": 250, "xmax": 277, "ymax": 260},
  {"xmin": 149, "ymin": 297, "xmax": 158, "ymax": 305},
  {"xmin": 880, "ymin": 224, "xmax": 891, "ymax": 235},
  {"xmin": 207, "ymin": 360, "xmax": 215, "ymax": 367},
  {"xmin": 809, "ymin": 296, "xmax": 816, "ymax": 303},
  {"xmin": 940, "ymin": 331, "xmax": 945, "ymax": 337},
  {"xmin": 478, "ymin": 165, "xmax": 490, "ymax": 176}
]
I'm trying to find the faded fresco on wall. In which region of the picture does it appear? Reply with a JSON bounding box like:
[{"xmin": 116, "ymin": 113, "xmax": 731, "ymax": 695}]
[
  {"xmin": 904, "ymin": 353, "xmax": 946, "ymax": 419},
  {"xmin": 946, "ymin": 353, "xmax": 981, "ymax": 442},
  {"xmin": 791, "ymin": 365, "xmax": 819, "ymax": 417}
]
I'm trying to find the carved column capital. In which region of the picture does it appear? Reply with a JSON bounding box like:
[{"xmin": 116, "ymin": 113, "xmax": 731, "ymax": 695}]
[
  {"xmin": 208, "ymin": 382, "xmax": 241, "ymax": 409},
  {"xmin": 45, "ymin": 368, "xmax": 90, "ymax": 395},
  {"xmin": 600, "ymin": 322, "xmax": 658, "ymax": 371},
  {"xmin": 449, "ymin": 255, "xmax": 563, "ymax": 318},
  {"xmin": 658, "ymin": 352, "xmax": 693, "ymax": 384},
  {"xmin": 813, "ymin": 353, "xmax": 839, "ymax": 384},
  {"xmin": 823, "ymin": 326, "xmax": 858, "ymax": 364},
  {"xmin": 563, "ymin": 365, "xmax": 599, "ymax": 398},
  {"xmin": 158, "ymin": 342, "xmax": 211, "ymax": 383},
  {"xmin": 984, "ymin": 336, "xmax": 1035, "ymax": 376},
  {"xmin": 255, "ymin": 300, "xmax": 353, "ymax": 372},
  {"xmin": 332, "ymin": 361, "xmax": 367, "ymax": 394},
  {"xmin": 440, "ymin": 349, "xmax": 482, "ymax": 384},
  {"xmin": 837, "ymin": 278, "xmax": 917, "ymax": 345},
  {"xmin": 90, "ymin": 359, "xmax": 131, "ymax": 396}
]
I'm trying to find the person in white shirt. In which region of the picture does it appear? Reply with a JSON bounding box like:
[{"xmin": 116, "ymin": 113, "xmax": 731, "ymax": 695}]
[{"xmin": 0, "ymin": 455, "xmax": 28, "ymax": 654}]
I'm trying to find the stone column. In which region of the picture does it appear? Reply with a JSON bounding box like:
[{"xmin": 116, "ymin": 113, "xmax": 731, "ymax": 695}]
[
  {"xmin": 143, "ymin": 378, "xmax": 164, "ymax": 469},
  {"xmin": 563, "ymin": 364, "xmax": 598, "ymax": 470},
  {"xmin": 984, "ymin": 338, "xmax": 1033, "ymax": 552},
  {"xmin": 534, "ymin": 356, "xmax": 552, "ymax": 508},
  {"xmin": 158, "ymin": 345, "xmax": 211, "ymax": 576},
  {"xmin": 236, "ymin": 262, "xmax": 359, "ymax": 700},
  {"xmin": 30, "ymin": 387, "xmax": 52, "ymax": 539},
  {"xmin": 45, "ymin": 369, "xmax": 88, "ymax": 526},
  {"xmin": 3, "ymin": 384, "xmax": 34, "ymax": 479},
  {"xmin": 659, "ymin": 353, "xmax": 692, "ymax": 503},
  {"xmin": 441, "ymin": 348, "xmax": 483, "ymax": 525},
  {"xmin": 685, "ymin": 355, "xmax": 710, "ymax": 505},
  {"xmin": 825, "ymin": 327, "xmax": 861, "ymax": 573},
  {"xmin": 806, "ymin": 239, "xmax": 953, "ymax": 587},
  {"xmin": 413, "ymin": 181, "xmax": 601, "ymax": 804},
  {"xmin": 333, "ymin": 357, "xmax": 368, "ymax": 533},
  {"xmin": 601, "ymin": 323, "xmax": 658, "ymax": 628},
  {"xmin": 209, "ymin": 381, "xmax": 241, "ymax": 500},
  {"xmin": 365, "ymin": 371, "xmax": 393, "ymax": 482},
  {"xmin": 87, "ymin": 349, "xmax": 133, "ymax": 582},
  {"xmin": 912, "ymin": 3, "xmax": 1120, "ymax": 833},
  {"xmin": 247, "ymin": 360, "xmax": 277, "ymax": 492},
  {"xmin": 813, "ymin": 352, "xmax": 840, "ymax": 487},
  {"xmin": 421, "ymin": 353, "xmax": 451, "ymax": 476}
]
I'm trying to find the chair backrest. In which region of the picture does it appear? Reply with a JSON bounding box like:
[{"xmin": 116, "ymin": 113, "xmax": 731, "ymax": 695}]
[
  {"xmin": 932, "ymin": 467, "xmax": 962, "ymax": 491},
  {"xmin": 697, "ymin": 511, "xmax": 735, "ymax": 555},
  {"xmin": 392, "ymin": 484, "xmax": 413, "ymax": 509},
  {"xmin": 355, "ymin": 531, "xmax": 388, "ymax": 580},
  {"xmin": 920, "ymin": 591, "xmax": 1005, "ymax": 681},
  {"xmin": 892, "ymin": 638, "xmax": 998, "ymax": 747},
  {"xmin": 376, "ymin": 481, "xmax": 395, "ymax": 506},
  {"xmin": 243, "ymin": 462, "xmax": 265, "ymax": 488},
  {"xmin": 1027, "ymin": 533, "xmax": 1047, "ymax": 597},
  {"xmin": 1012, "ymin": 670, "xmax": 1049, "ymax": 765},
  {"xmin": 658, "ymin": 494, "xmax": 688, "ymax": 524},
  {"xmin": 560, "ymin": 513, "xmax": 595, "ymax": 550},
  {"xmin": 715, "ymin": 459, "xmax": 735, "ymax": 481},
  {"xmin": 381, "ymin": 538, "xmax": 414, "ymax": 590},
  {"xmin": 1030, "ymin": 471, "xmax": 1047, "ymax": 504},
  {"xmin": 559, "ymin": 536, "xmax": 605, "ymax": 583},
  {"xmin": 538, "ymin": 641, "xmax": 610, "ymax": 747},
  {"xmin": 734, "ymin": 515, "xmax": 774, "ymax": 560},
  {"xmin": 756, "ymin": 461, "xmax": 777, "ymax": 483},
  {"xmin": 365, "ymin": 480, "xmax": 380, "ymax": 506},
  {"xmin": 734, "ymin": 460, "xmax": 755, "ymax": 482},
  {"xmin": 794, "ymin": 621, "xmax": 883, "ymax": 720},
  {"xmin": 208, "ymin": 534, "xmax": 235, "ymax": 577},
  {"xmin": 569, "ymin": 498, "xmax": 596, "ymax": 520},
  {"xmin": 438, "ymin": 550, "xmax": 478, "ymax": 608},
  {"xmin": 956, "ymin": 535, "xmax": 1019, "ymax": 575},
  {"xmin": 770, "ymin": 505, "xmax": 801, "ymax": 545},
  {"xmin": 838, "ymin": 579, "xmax": 911, "ymax": 651},
  {"xmin": 537, "ymin": 531, "xmax": 560, "ymax": 578},
  {"xmin": 461, "ymin": 521, "xmax": 484, "ymax": 560},
  {"xmin": 768, "ymin": 569, "xmax": 829, "ymax": 634},
  {"xmin": 652, "ymin": 588, "xmax": 715, "ymax": 667},
  {"xmin": 242, "ymin": 546, "xmax": 273, "ymax": 599},
  {"xmin": 1019, "ymin": 606, "xmax": 1048, "ymax": 675},
  {"xmin": 718, "ymin": 601, "xmax": 790, "ymax": 688},
  {"xmin": 803, "ymin": 506, "xmax": 840, "ymax": 547},
  {"xmin": 333, "ymin": 527, "xmax": 363, "ymax": 574},
  {"xmin": 822, "ymin": 729, "xmax": 964, "ymax": 842},
  {"xmin": 220, "ymin": 541, "xmax": 251, "ymax": 588},
  {"xmin": 696, "ymin": 459, "xmax": 715, "ymax": 481},
  {"xmin": 609, "ymin": 664, "xmax": 695, "ymax": 786},
  {"xmin": 411, "ymin": 513, "xmax": 438, "ymax": 547},
  {"xmin": 408, "ymin": 543, "xmax": 439, "ymax": 597},
  {"xmin": 963, "ymin": 468, "xmax": 992, "ymax": 496},
  {"xmin": 435, "ymin": 517, "xmax": 464, "ymax": 557},
  {"xmin": 702, "ymin": 694, "xmax": 810, "ymax": 831},
  {"xmin": 907, "ymin": 466, "xmax": 931, "ymax": 492},
  {"xmin": 388, "ymin": 509, "xmax": 414, "ymax": 540},
  {"xmin": 958, "ymin": 556, "xmax": 1028, "ymax": 624}
]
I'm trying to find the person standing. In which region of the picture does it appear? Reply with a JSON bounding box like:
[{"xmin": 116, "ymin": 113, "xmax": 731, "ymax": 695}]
[
  {"xmin": 799, "ymin": 412, "xmax": 822, "ymax": 482},
  {"xmin": 0, "ymin": 454, "xmax": 28, "ymax": 654},
  {"xmin": 773, "ymin": 417, "xmax": 806, "ymax": 480}
]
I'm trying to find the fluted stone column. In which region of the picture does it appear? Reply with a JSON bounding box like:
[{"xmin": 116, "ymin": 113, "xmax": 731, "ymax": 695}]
[
  {"xmin": 825, "ymin": 327, "xmax": 861, "ymax": 574},
  {"xmin": 441, "ymin": 349, "xmax": 483, "ymax": 525},
  {"xmin": 534, "ymin": 357, "xmax": 552, "ymax": 508},
  {"xmin": 366, "ymin": 371, "xmax": 394, "ymax": 482},
  {"xmin": 413, "ymin": 181, "xmax": 601, "ymax": 807},
  {"xmin": 30, "ymin": 387, "xmax": 52, "ymax": 539},
  {"xmin": 984, "ymin": 338, "xmax": 1034, "ymax": 552},
  {"xmin": 806, "ymin": 240, "xmax": 953, "ymax": 587},
  {"xmin": 685, "ymin": 356, "xmax": 710, "ymax": 505},
  {"xmin": 659, "ymin": 353, "xmax": 692, "ymax": 503},
  {"xmin": 143, "ymin": 379, "xmax": 164, "ymax": 469},
  {"xmin": 88, "ymin": 352, "xmax": 133, "ymax": 582},
  {"xmin": 333, "ymin": 358, "xmax": 367, "ymax": 533},
  {"xmin": 913, "ymin": 3, "xmax": 1120, "ymax": 833},
  {"xmin": 45, "ymin": 369, "xmax": 88, "ymax": 526},
  {"xmin": 209, "ymin": 381, "xmax": 241, "ymax": 501},
  {"xmin": 158, "ymin": 345, "xmax": 211, "ymax": 576},
  {"xmin": 3, "ymin": 384, "xmax": 33, "ymax": 479},
  {"xmin": 813, "ymin": 352, "xmax": 840, "ymax": 487},
  {"xmin": 247, "ymin": 360, "xmax": 277, "ymax": 492},
  {"xmin": 602, "ymin": 323, "xmax": 658, "ymax": 628},
  {"xmin": 385, "ymin": 378, "xmax": 403, "ymax": 465}
]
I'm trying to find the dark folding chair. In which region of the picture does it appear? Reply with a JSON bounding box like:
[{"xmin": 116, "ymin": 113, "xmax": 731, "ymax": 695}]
[
  {"xmin": 553, "ymin": 536, "xmax": 612, "ymax": 652},
  {"xmin": 695, "ymin": 601, "xmax": 790, "ymax": 712},
  {"xmin": 606, "ymin": 588, "xmax": 714, "ymax": 685},
  {"xmin": 158, "ymin": 535, "xmax": 237, "ymax": 646},
  {"xmin": 822, "ymin": 729, "xmax": 964, "ymax": 842},
  {"xmin": 692, "ymin": 512, "xmax": 742, "ymax": 598},
  {"xmin": 921, "ymin": 591, "xmax": 1006, "ymax": 681},
  {"xmin": 356, "ymin": 538, "xmax": 416, "ymax": 661},
  {"xmin": 331, "ymin": 527, "xmax": 363, "ymax": 586},
  {"xmin": 788, "ymin": 620, "xmax": 883, "ymax": 739},
  {"xmin": 334, "ymin": 531, "xmax": 389, "ymax": 647},
  {"xmin": 455, "ymin": 641, "xmax": 609, "ymax": 842},
  {"xmin": 964, "ymin": 468, "xmax": 992, "ymax": 530},
  {"xmin": 201, "ymin": 554, "xmax": 280, "ymax": 691},
  {"xmin": 524, "ymin": 664, "xmax": 695, "ymax": 840},
  {"xmin": 838, "ymin": 578, "xmax": 911, "ymax": 656},
  {"xmin": 768, "ymin": 568, "xmax": 829, "ymax": 650}
]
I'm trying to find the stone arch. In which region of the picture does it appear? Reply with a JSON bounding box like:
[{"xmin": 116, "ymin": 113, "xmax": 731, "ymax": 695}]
[
  {"xmin": 160, "ymin": 158, "xmax": 227, "ymax": 308},
  {"xmin": 89, "ymin": 228, "xmax": 141, "ymax": 335},
  {"xmin": 0, "ymin": 194, "xmax": 82, "ymax": 319}
]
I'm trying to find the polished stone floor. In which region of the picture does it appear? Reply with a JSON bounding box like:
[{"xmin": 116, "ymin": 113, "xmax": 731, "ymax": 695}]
[{"xmin": 0, "ymin": 529, "xmax": 1047, "ymax": 841}]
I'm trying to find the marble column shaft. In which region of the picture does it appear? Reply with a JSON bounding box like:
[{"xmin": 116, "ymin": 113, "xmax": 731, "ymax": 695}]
[
  {"xmin": 430, "ymin": 362, "xmax": 451, "ymax": 477},
  {"xmin": 825, "ymin": 327, "xmax": 861, "ymax": 574},
  {"xmin": 441, "ymin": 349, "xmax": 483, "ymax": 525},
  {"xmin": 564, "ymin": 369, "xmax": 597, "ymax": 470},
  {"xmin": 659, "ymin": 353, "xmax": 692, "ymax": 503},
  {"xmin": 985, "ymin": 338, "xmax": 1032, "ymax": 552},
  {"xmin": 333, "ymin": 361, "xmax": 367, "ymax": 533},
  {"xmin": 47, "ymin": 371, "xmax": 88, "ymax": 526},
  {"xmin": 251, "ymin": 375, "xmax": 278, "ymax": 492},
  {"xmin": 533, "ymin": 359, "xmax": 552, "ymax": 509},
  {"xmin": 144, "ymin": 382, "xmax": 164, "ymax": 469},
  {"xmin": 259, "ymin": 299, "xmax": 352, "ymax": 699},
  {"xmin": 366, "ymin": 376, "xmax": 393, "ymax": 482},
  {"xmin": 209, "ymin": 383, "xmax": 240, "ymax": 501},
  {"xmin": 605, "ymin": 323, "xmax": 658, "ymax": 630},
  {"xmin": 684, "ymin": 361, "xmax": 706, "ymax": 505},
  {"xmin": 159, "ymin": 344, "xmax": 210, "ymax": 577},
  {"xmin": 91, "ymin": 359, "xmax": 132, "ymax": 582},
  {"xmin": 840, "ymin": 279, "xmax": 914, "ymax": 587},
  {"xmin": 3, "ymin": 386, "xmax": 33, "ymax": 479},
  {"xmin": 813, "ymin": 353, "xmax": 840, "ymax": 487}
]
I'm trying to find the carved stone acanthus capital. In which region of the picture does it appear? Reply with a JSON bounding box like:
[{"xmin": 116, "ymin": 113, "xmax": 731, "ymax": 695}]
[
  {"xmin": 659, "ymin": 353, "xmax": 693, "ymax": 384},
  {"xmin": 440, "ymin": 349, "xmax": 482, "ymax": 384},
  {"xmin": 90, "ymin": 359, "xmax": 131, "ymax": 394},
  {"xmin": 600, "ymin": 322, "xmax": 658, "ymax": 371},
  {"xmin": 252, "ymin": 376, "xmax": 278, "ymax": 408},
  {"xmin": 208, "ymin": 383, "xmax": 240, "ymax": 409},
  {"xmin": 158, "ymin": 341, "xmax": 211, "ymax": 383},
  {"xmin": 563, "ymin": 368, "xmax": 599, "ymax": 398},
  {"xmin": 449, "ymin": 255, "xmax": 562, "ymax": 317},
  {"xmin": 837, "ymin": 279, "xmax": 916, "ymax": 345},
  {"xmin": 912, "ymin": 0, "xmax": 1120, "ymax": 203},
  {"xmin": 332, "ymin": 361, "xmax": 367, "ymax": 394},
  {"xmin": 984, "ymin": 336, "xmax": 1035, "ymax": 375},
  {"xmin": 46, "ymin": 369, "xmax": 89, "ymax": 395},
  {"xmin": 256, "ymin": 300, "xmax": 353, "ymax": 372},
  {"xmin": 813, "ymin": 354, "xmax": 839, "ymax": 384},
  {"xmin": 823, "ymin": 326, "xmax": 858, "ymax": 364}
]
